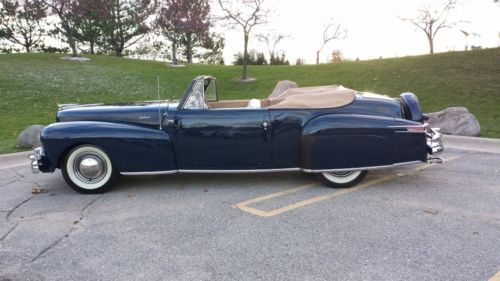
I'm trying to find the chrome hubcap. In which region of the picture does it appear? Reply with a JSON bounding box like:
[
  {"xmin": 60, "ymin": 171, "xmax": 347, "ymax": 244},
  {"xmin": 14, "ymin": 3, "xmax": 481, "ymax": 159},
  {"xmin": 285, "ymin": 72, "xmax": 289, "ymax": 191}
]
[{"xmin": 74, "ymin": 154, "xmax": 107, "ymax": 184}]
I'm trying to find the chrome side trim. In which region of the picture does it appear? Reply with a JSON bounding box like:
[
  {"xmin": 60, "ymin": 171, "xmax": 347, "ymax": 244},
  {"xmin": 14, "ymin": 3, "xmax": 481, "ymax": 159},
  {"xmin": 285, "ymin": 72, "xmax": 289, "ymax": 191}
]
[
  {"xmin": 301, "ymin": 160, "xmax": 423, "ymax": 173},
  {"xmin": 178, "ymin": 168, "xmax": 301, "ymax": 173},
  {"xmin": 394, "ymin": 131, "xmax": 425, "ymax": 134},
  {"xmin": 120, "ymin": 170, "xmax": 178, "ymax": 176},
  {"xmin": 120, "ymin": 162, "xmax": 427, "ymax": 176}
]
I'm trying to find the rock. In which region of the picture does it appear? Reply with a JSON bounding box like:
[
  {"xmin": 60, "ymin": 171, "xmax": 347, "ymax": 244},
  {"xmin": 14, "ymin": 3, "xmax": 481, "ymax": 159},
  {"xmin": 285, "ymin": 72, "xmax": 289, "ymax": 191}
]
[
  {"xmin": 18, "ymin": 125, "xmax": 45, "ymax": 149},
  {"xmin": 268, "ymin": 80, "xmax": 298, "ymax": 98},
  {"xmin": 426, "ymin": 107, "xmax": 480, "ymax": 136}
]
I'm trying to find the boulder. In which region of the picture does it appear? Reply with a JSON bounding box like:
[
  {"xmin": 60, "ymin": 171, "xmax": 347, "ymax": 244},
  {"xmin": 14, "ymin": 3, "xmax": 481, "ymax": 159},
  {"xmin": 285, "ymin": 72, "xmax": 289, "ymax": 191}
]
[
  {"xmin": 18, "ymin": 125, "xmax": 45, "ymax": 149},
  {"xmin": 268, "ymin": 80, "xmax": 298, "ymax": 98},
  {"xmin": 426, "ymin": 107, "xmax": 480, "ymax": 136}
]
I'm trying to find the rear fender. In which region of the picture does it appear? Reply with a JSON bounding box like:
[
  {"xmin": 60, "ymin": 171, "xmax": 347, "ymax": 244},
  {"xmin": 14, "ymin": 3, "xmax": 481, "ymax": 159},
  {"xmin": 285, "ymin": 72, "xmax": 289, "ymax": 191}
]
[
  {"xmin": 301, "ymin": 114, "xmax": 427, "ymax": 170},
  {"xmin": 399, "ymin": 92, "xmax": 423, "ymax": 122},
  {"xmin": 40, "ymin": 121, "xmax": 176, "ymax": 173}
]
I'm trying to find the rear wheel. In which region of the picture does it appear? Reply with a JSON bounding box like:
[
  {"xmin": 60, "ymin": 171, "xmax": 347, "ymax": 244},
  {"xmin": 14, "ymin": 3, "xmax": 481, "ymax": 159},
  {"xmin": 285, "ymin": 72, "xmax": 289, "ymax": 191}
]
[
  {"xmin": 316, "ymin": 170, "xmax": 368, "ymax": 188},
  {"xmin": 62, "ymin": 145, "xmax": 118, "ymax": 194}
]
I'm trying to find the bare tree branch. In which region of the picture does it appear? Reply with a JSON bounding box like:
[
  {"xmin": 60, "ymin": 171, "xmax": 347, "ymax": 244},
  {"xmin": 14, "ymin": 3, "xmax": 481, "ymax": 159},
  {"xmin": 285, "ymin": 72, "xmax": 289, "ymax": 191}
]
[
  {"xmin": 316, "ymin": 20, "xmax": 347, "ymax": 64},
  {"xmin": 216, "ymin": 0, "xmax": 269, "ymax": 79},
  {"xmin": 257, "ymin": 31, "xmax": 289, "ymax": 62},
  {"xmin": 402, "ymin": 0, "xmax": 460, "ymax": 54}
]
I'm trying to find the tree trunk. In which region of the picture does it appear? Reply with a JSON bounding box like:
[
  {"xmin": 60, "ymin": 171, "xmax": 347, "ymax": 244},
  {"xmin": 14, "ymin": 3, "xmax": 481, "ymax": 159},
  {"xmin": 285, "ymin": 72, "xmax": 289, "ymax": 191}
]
[
  {"xmin": 186, "ymin": 34, "xmax": 193, "ymax": 64},
  {"xmin": 25, "ymin": 44, "xmax": 30, "ymax": 53},
  {"xmin": 427, "ymin": 34, "xmax": 434, "ymax": 54},
  {"xmin": 172, "ymin": 40, "xmax": 177, "ymax": 65},
  {"xmin": 115, "ymin": 36, "xmax": 125, "ymax": 56},
  {"xmin": 90, "ymin": 40, "xmax": 95, "ymax": 55},
  {"xmin": 316, "ymin": 50, "xmax": 320, "ymax": 64},
  {"xmin": 68, "ymin": 36, "xmax": 79, "ymax": 57},
  {"xmin": 242, "ymin": 32, "xmax": 249, "ymax": 80}
]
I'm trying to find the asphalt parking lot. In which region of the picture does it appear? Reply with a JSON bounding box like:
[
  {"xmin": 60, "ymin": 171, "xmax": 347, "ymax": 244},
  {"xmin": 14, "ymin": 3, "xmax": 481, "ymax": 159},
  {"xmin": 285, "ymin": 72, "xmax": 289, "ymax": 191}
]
[{"xmin": 1, "ymin": 144, "xmax": 499, "ymax": 280}]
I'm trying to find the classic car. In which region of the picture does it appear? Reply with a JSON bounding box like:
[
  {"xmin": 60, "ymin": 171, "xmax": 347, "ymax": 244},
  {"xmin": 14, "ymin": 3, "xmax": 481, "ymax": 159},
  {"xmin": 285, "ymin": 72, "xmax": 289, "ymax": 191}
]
[{"xmin": 29, "ymin": 76, "xmax": 443, "ymax": 194}]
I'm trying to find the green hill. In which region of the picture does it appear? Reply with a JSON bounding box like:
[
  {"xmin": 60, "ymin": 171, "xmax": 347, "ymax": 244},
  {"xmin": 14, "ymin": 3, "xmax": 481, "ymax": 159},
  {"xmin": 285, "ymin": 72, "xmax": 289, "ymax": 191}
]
[{"xmin": 0, "ymin": 48, "xmax": 499, "ymax": 154}]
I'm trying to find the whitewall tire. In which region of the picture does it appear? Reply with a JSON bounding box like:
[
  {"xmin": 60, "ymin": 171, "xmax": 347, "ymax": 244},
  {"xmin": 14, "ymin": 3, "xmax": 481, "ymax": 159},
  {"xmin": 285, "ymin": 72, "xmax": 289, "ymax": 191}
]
[
  {"xmin": 316, "ymin": 170, "xmax": 368, "ymax": 188},
  {"xmin": 62, "ymin": 145, "xmax": 118, "ymax": 194}
]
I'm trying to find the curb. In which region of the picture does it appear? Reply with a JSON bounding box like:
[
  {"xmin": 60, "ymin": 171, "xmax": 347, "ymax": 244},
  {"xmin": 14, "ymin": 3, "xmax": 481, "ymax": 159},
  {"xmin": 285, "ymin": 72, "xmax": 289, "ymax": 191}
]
[
  {"xmin": 0, "ymin": 150, "xmax": 31, "ymax": 160},
  {"xmin": 0, "ymin": 150, "xmax": 31, "ymax": 170},
  {"xmin": 443, "ymin": 135, "xmax": 500, "ymax": 154}
]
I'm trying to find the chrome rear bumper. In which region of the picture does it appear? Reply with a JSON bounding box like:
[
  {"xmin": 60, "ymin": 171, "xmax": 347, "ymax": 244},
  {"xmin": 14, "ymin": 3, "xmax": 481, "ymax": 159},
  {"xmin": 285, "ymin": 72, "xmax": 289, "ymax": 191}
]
[
  {"xmin": 426, "ymin": 126, "xmax": 444, "ymax": 155},
  {"xmin": 28, "ymin": 147, "xmax": 42, "ymax": 174}
]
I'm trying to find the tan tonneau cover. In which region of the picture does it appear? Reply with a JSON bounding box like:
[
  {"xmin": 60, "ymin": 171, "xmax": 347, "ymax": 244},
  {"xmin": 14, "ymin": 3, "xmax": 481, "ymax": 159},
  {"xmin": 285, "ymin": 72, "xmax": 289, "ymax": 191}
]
[{"xmin": 268, "ymin": 85, "xmax": 355, "ymax": 109}]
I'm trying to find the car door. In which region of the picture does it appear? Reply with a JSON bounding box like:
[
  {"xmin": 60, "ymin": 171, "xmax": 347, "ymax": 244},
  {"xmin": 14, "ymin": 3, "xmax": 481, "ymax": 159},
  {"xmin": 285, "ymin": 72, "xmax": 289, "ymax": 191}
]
[{"xmin": 173, "ymin": 108, "xmax": 272, "ymax": 170}]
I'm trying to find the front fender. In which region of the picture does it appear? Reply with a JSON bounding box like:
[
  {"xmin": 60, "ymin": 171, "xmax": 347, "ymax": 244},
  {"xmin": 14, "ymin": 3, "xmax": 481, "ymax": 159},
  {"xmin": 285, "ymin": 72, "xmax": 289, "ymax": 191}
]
[{"xmin": 41, "ymin": 121, "xmax": 176, "ymax": 173}]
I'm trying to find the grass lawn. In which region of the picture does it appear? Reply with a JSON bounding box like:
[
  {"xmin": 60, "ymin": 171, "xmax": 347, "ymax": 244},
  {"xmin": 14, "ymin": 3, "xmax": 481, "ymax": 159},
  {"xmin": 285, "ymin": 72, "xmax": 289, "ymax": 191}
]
[{"xmin": 0, "ymin": 48, "xmax": 499, "ymax": 154}]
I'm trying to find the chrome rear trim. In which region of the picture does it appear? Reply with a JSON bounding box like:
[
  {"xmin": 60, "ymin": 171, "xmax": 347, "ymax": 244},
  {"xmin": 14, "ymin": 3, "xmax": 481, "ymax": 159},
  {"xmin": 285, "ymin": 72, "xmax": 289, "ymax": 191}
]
[
  {"xmin": 426, "ymin": 127, "xmax": 444, "ymax": 154},
  {"xmin": 301, "ymin": 161, "xmax": 423, "ymax": 173}
]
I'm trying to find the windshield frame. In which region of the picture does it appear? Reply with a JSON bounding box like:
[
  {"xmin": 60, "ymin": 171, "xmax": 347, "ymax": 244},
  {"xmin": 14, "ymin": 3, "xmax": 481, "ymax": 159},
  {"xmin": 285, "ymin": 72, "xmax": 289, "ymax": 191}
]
[{"xmin": 178, "ymin": 76, "xmax": 218, "ymax": 110}]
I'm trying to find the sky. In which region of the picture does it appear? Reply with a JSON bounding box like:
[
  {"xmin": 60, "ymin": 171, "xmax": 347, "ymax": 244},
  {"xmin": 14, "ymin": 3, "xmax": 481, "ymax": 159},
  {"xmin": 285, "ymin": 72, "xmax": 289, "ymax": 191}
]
[{"xmin": 213, "ymin": 0, "xmax": 500, "ymax": 64}]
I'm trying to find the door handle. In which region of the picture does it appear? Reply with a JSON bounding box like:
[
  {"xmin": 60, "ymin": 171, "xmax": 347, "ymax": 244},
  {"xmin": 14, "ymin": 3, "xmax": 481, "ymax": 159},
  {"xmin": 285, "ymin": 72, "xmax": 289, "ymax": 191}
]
[
  {"xmin": 165, "ymin": 119, "xmax": 178, "ymax": 127},
  {"xmin": 262, "ymin": 121, "xmax": 269, "ymax": 130}
]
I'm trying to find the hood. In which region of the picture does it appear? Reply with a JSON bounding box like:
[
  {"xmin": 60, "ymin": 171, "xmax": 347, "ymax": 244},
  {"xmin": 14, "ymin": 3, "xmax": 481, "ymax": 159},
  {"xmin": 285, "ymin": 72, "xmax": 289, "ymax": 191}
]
[{"xmin": 56, "ymin": 101, "xmax": 176, "ymax": 127}]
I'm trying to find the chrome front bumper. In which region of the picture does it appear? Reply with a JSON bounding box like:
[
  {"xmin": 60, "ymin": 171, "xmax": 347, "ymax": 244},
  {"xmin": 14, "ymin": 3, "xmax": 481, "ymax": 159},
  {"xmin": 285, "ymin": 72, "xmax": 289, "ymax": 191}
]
[
  {"xmin": 426, "ymin": 126, "xmax": 444, "ymax": 155},
  {"xmin": 28, "ymin": 147, "xmax": 43, "ymax": 174}
]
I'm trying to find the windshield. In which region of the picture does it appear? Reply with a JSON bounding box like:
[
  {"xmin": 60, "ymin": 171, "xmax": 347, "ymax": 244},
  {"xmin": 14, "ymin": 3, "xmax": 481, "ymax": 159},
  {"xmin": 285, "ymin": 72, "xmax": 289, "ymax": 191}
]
[
  {"xmin": 182, "ymin": 77, "xmax": 218, "ymax": 110},
  {"xmin": 204, "ymin": 79, "xmax": 217, "ymax": 102},
  {"xmin": 183, "ymin": 80, "xmax": 207, "ymax": 109}
]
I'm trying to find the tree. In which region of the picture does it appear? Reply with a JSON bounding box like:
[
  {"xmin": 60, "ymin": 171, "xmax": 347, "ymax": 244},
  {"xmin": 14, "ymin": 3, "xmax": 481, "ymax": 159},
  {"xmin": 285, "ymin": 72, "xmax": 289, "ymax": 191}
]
[
  {"xmin": 269, "ymin": 52, "xmax": 289, "ymax": 65},
  {"xmin": 217, "ymin": 0, "xmax": 268, "ymax": 80},
  {"xmin": 403, "ymin": 0, "xmax": 459, "ymax": 54},
  {"xmin": 179, "ymin": 0, "xmax": 210, "ymax": 63},
  {"xmin": 295, "ymin": 57, "xmax": 304, "ymax": 65},
  {"xmin": 0, "ymin": 0, "xmax": 46, "ymax": 53},
  {"xmin": 98, "ymin": 0, "xmax": 156, "ymax": 56},
  {"xmin": 232, "ymin": 50, "xmax": 267, "ymax": 65},
  {"xmin": 330, "ymin": 49, "xmax": 343, "ymax": 63},
  {"xmin": 258, "ymin": 31, "xmax": 288, "ymax": 65},
  {"xmin": 316, "ymin": 21, "xmax": 346, "ymax": 64},
  {"xmin": 72, "ymin": 0, "xmax": 103, "ymax": 54},
  {"xmin": 42, "ymin": 0, "xmax": 80, "ymax": 56},
  {"xmin": 157, "ymin": 0, "xmax": 210, "ymax": 64},
  {"xmin": 198, "ymin": 33, "xmax": 224, "ymax": 64}
]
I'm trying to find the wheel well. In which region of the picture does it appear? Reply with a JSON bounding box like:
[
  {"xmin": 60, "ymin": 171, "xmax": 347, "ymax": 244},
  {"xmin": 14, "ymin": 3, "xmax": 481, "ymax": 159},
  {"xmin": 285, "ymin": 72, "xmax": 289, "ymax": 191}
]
[{"xmin": 56, "ymin": 143, "xmax": 90, "ymax": 169}]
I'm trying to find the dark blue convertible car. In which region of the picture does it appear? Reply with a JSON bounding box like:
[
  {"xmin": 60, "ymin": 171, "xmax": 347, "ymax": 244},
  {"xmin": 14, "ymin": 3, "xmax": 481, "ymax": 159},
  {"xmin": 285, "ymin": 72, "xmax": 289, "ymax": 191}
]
[{"xmin": 29, "ymin": 76, "xmax": 443, "ymax": 194}]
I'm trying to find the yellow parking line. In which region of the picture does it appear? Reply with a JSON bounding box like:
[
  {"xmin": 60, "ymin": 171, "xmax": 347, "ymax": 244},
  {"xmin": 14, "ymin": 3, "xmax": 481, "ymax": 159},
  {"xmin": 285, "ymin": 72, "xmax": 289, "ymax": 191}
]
[
  {"xmin": 264, "ymin": 174, "xmax": 398, "ymax": 217},
  {"xmin": 234, "ymin": 182, "xmax": 318, "ymax": 207},
  {"xmin": 233, "ymin": 155, "xmax": 462, "ymax": 217},
  {"xmin": 489, "ymin": 271, "xmax": 500, "ymax": 281},
  {"xmin": 232, "ymin": 183, "xmax": 318, "ymax": 218}
]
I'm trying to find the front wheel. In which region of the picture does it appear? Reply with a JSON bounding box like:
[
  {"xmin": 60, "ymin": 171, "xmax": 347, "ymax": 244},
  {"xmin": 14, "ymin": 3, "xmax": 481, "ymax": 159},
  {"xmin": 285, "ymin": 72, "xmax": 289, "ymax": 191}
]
[
  {"xmin": 62, "ymin": 145, "xmax": 119, "ymax": 194},
  {"xmin": 316, "ymin": 170, "xmax": 368, "ymax": 188}
]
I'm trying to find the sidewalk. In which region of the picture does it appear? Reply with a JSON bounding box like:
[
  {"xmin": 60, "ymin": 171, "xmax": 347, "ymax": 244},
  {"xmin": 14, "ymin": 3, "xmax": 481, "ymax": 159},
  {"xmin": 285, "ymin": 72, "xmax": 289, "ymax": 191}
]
[
  {"xmin": 0, "ymin": 150, "xmax": 31, "ymax": 170},
  {"xmin": 442, "ymin": 135, "xmax": 500, "ymax": 154}
]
